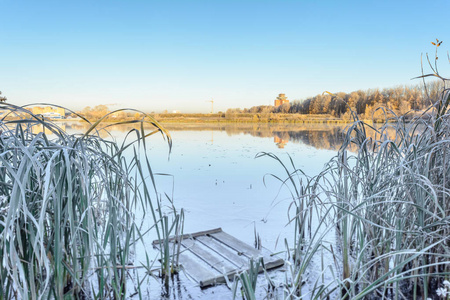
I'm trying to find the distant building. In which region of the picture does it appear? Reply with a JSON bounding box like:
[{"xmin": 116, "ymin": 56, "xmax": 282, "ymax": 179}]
[
  {"xmin": 29, "ymin": 106, "xmax": 65, "ymax": 119},
  {"xmin": 274, "ymin": 93, "xmax": 289, "ymax": 107},
  {"xmin": 42, "ymin": 112, "xmax": 64, "ymax": 119}
]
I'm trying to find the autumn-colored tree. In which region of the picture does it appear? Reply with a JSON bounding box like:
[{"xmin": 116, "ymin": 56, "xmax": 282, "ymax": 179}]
[
  {"xmin": 398, "ymin": 99, "xmax": 411, "ymax": 115},
  {"xmin": 279, "ymin": 103, "xmax": 290, "ymax": 113},
  {"xmin": 79, "ymin": 105, "xmax": 111, "ymax": 120}
]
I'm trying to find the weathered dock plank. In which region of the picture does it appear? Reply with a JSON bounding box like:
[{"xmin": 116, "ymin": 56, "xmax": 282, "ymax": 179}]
[
  {"xmin": 259, "ymin": 247, "xmax": 285, "ymax": 270},
  {"xmin": 152, "ymin": 228, "xmax": 223, "ymax": 246},
  {"xmin": 196, "ymin": 235, "xmax": 248, "ymax": 268},
  {"xmin": 177, "ymin": 250, "xmax": 219, "ymax": 283},
  {"xmin": 181, "ymin": 238, "xmax": 237, "ymax": 274},
  {"xmin": 153, "ymin": 228, "xmax": 284, "ymax": 288},
  {"xmin": 210, "ymin": 230, "xmax": 262, "ymax": 258},
  {"xmin": 210, "ymin": 231, "xmax": 285, "ymax": 268}
]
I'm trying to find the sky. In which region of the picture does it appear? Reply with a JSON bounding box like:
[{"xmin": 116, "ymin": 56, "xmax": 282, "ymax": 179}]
[{"xmin": 1, "ymin": 0, "xmax": 449, "ymax": 113}]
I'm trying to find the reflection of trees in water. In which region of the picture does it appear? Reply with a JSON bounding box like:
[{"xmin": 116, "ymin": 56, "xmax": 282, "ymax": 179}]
[
  {"xmin": 223, "ymin": 124, "xmax": 345, "ymax": 150},
  {"xmin": 275, "ymin": 128, "xmax": 344, "ymax": 150},
  {"xmin": 272, "ymin": 127, "xmax": 399, "ymax": 151},
  {"xmin": 274, "ymin": 135, "xmax": 289, "ymax": 149},
  {"xmin": 53, "ymin": 121, "xmax": 405, "ymax": 153},
  {"xmin": 56, "ymin": 121, "xmax": 348, "ymax": 151},
  {"xmin": 223, "ymin": 124, "xmax": 401, "ymax": 151}
]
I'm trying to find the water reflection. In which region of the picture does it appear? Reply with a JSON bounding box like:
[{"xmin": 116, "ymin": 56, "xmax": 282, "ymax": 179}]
[
  {"xmin": 275, "ymin": 127, "xmax": 345, "ymax": 150},
  {"xmin": 23, "ymin": 120, "xmax": 409, "ymax": 299},
  {"xmin": 25, "ymin": 120, "xmax": 346, "ymax": 299},
  {"xmin": 46, "ymin": 121, "xmax": 346, "ymax": 151},
  {"xmin": 165, "ymin": 123, "xmax": 347, "ymax": 151},
  {"xmin": 31, "ymin": 123, "xmax": 66, "ymax": 135},
  {"xmin": 274, "ymin": 135, "xmax": 288, "ymax": 148},
  {"xmin": 55, "ymin": 121, "xmax": 403, "ymax": 153}
]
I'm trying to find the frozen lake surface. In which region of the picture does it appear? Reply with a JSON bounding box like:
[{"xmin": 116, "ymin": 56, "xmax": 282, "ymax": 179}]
[{"xmin": 64, "ymin": 122, "xmax": 345, "ymax": 299}]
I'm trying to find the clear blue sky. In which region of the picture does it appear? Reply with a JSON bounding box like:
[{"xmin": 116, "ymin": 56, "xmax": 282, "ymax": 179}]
[{"xmin": 1, "ymin": 0, "xmax": 449, "ymax": 113}]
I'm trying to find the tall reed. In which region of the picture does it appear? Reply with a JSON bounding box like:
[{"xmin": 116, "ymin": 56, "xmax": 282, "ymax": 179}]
[
  {"xmin": 264, "ymin": 68, "xmax": 450, "ymax": 299},
  {"xmin": 0, "ymin": 103, "xmax": 180, "ymax": 299},
  {"xmin": 232, "ymin": 258, "xmax": 263, "ymax": 300}
]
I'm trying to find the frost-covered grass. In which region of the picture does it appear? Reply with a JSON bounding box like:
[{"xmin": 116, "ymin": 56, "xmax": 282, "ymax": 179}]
[
  {"xmin": 255, "ymin": 86, "xmax": 450, "ymax": 299},
  {"xmin": 0, "ymin": 104, "xmax": 183, "ymax": 299}
]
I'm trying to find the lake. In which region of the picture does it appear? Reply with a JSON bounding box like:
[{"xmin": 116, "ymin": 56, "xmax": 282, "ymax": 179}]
[{"xmin": 63, "ymin": 121, "xmax": 346, "ymax": 299}]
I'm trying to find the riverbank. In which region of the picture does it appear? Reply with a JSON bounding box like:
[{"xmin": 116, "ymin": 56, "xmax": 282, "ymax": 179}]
[
  {"xmin": 151, "ymin": 112, "xmax": 349, "ymax": 124},
  {"xmin": 107, "ymin": 110, "xmax": 422, "ymax": 124}
]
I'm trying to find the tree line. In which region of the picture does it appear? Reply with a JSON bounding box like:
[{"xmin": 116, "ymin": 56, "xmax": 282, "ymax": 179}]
[
  {"xmin": 77, "ymin": 81, "xmax": 444, "ymax": 122},
  {"xmin": 227, "ymin": 81, "xmax": 443, "ymax": 121}
]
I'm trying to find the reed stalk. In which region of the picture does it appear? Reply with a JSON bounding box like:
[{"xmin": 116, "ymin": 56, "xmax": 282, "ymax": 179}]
[
  {"xmin": 0, "ymin": 103, "xmax": 183, "ymax": 299},
  {"xmin": 263, "ymin": 60, "xmax": 450, "ymax": 298}
]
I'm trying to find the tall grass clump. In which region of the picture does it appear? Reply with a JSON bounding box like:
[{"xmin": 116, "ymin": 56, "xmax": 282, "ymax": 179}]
[
  {"xmin": 0, "ymin": 103, "xmax": 181, "ymax": 299},
  {"xmin": 232, "ymin": 258, "xmax": 263, "ymax": 300},
  {"xmin": 264, "ymin": 46, "xmax": 450, "ymax": 299}
]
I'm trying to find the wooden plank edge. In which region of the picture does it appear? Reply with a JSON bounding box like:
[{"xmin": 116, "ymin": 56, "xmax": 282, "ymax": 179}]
[
  {"xmin": 209, "ymin": 231, "xmax": 260, "ymax": 258},
  {"xmin": 152, "ymin": 228, "xmax": 223, "ymax": 246},
  {"xmin": 177, "ymin": 254, "xmax": 218, "ymax": 285},
  {"xmin": 263, "ymin": 257, "xmax": 285, "ymax": 270},
  {"xmin": 199, "ymin": 257, "xmax": 285, "ymax": 288},
  {"xmin": 260, "ymin": 246, "xmax": 285, "ymax": 263},
  {"xmin": 199, "ymin": 269, "xmax": 241, "ymax": 288}
]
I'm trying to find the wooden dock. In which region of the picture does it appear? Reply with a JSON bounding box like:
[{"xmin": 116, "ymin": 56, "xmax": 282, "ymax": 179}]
[{"xmin": 152, "ymin": 228, "xmax": 284, "ymax": 288}]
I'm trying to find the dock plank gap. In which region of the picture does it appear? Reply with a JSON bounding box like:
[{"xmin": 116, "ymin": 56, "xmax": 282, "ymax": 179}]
[{"xmin": 152, "ymin": 228, "xmax": 284, "ymax": 288}]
